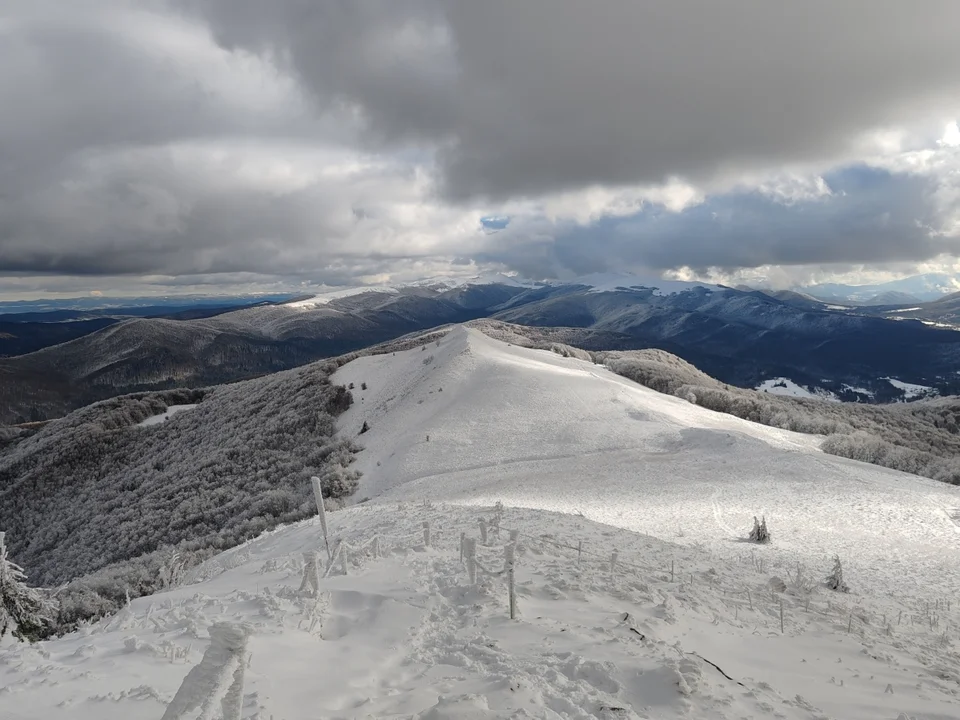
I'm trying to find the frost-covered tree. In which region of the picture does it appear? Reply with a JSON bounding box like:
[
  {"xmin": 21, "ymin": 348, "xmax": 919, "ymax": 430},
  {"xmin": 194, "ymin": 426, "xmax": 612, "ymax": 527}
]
[
  {"xmin": 0, "ymin": 532, "xmax": 58, "ymax": 641},
  {"xmin": 748, "ymin": 516, "xmax": 771, "ymax": 544},
  {"xmin": 825, "ymin": 555, "xmax": 849, "ymax": 593}
]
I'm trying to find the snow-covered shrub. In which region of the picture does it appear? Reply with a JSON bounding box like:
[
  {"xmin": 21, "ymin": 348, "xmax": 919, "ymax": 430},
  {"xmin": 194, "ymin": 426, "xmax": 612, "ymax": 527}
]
[
  {"xmin": 0, "ymin": 361, "xmax": 360, "ymax": 592},
  {"xmin": 548, "ymin": 343, "xmax": 593, "ymax": 362},
  {"xmin": 748, "ymin": 516, "xmax": 771, "ymax": 544},
  {"xmin": 0, "ymin": 532, "xmax": 58, "ymax": 641},
  {"xmin": 825, "ymin": 555, "xmax": 849, "ymax": 593}
]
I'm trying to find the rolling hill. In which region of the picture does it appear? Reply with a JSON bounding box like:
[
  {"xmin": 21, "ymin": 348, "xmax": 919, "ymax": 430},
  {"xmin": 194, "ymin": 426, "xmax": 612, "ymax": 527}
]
[
  {"xmin": 3, "ymin": 324, "xmax": 959, "ymax": 719},
  {"xmin": 8, "ymin": 275, "xmax": 960, "ymax": 425}
]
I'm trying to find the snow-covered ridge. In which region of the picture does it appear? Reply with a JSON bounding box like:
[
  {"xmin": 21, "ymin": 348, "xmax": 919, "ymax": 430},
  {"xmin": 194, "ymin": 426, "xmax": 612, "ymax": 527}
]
[
  {"xmin": 333, "ymin": 326, "xmax": 960, "ymax": 601},
  {"xmin": 284, "ymin": 273, "xmax": 539, "ymax": 308},
  {"xmin": 283, "ymin": 286, "xmax": 399, "ymax": 309},
  {"xmin": 560, "ymin": 271, "xmax": 722, "ymax": 296},
  {"xmin": 6, "ymin": 324, "xmax": 960, "ymax": 719}
]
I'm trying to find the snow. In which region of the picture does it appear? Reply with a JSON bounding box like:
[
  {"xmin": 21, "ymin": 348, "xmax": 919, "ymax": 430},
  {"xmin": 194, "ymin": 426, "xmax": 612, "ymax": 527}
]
[
  {"xmin": 756, "ymin": 377, "xmax": 839, "ymax": 402},
  {"xmin": 7, "ymin": 325, "xmax": 960, "ymax": 719},
  {"xmin": 283, "ymin": 286, "xmax": 399, "ymax": 308},
  {"xmin": 335, "ymin": 328, "xmax": 959, "ymax": 601},
  {"xmin": 5, "ymin": 503, "xmax": 959, "ymax": 719},
  {"xmin": 136, "ymin": 404, "xmax": 198, "ymax": 427},
  {"xmin": 823, "ymin": 305, "xmax": 850, "ymax": 311},
  {"xmin": 561, "ymin": 272, "xmax": 721, "ymax": 296},
  {"xmin": 841, "ymin": 384, "xmax": 875, "ymax": 398},
  {"xmin": 407, "ymin": 272, "xmax": 538, "ymax": 290},
  {"xmin": 882, "ymin": 378, "xmax": 938, "ymax": 400},
  {"xmin": 285, "ymin": 274, "xmax": 538, "ymax": 305},
  {"xmin": 885, "ymin": 307, "xmax": 922, "ymax": 313}
]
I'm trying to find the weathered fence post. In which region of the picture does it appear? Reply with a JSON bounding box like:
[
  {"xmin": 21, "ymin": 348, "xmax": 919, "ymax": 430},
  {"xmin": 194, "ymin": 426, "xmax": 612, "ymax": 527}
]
[
  {"xmin": 340, "ymin": 543, "xmax": 349, "ymax": 576},
  {"xmin": 310, "ymin": 476, "xmax": 331, "ymax": 562},
  {"xmin": 779, "ymin": 600, "xmax": 785, "ymax": 634},
  {"xmin": 465, "ymin": 538, "xmax": 477, "ymax": 585},
  {"xmin": 610, "ymin": 551, "xmax": 618, "ymax": 575},
  {"xmin": 459, "ymin": 532, "xmax": 466, "ymax": 564},
  {"xmin": 577, "ymin": 540, "xmax": 583, "ymax": 568},
  {"xmin": 505, "ymin": 542, "xmax": 517, "ymax": 620},
  {"xmin": 509, "ymin": 529, "xmax": 519, "ymax": 544},
  {"xmin": 479, "ymin": 519, "xmax": 488, "ymax": 546},
  {"xmin": 423, "ymin": 521, "xmax": 431, "ymax": 548}
]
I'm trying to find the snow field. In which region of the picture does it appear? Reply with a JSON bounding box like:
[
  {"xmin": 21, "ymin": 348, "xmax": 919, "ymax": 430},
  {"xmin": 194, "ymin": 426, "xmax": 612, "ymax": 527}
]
[
  {"xmin": 2, "ymin": 503, "xmax": 958, "ymax": 719},
  {"xmin": 136, "ymin": 404, "xmax": 198, "ymax": 427},
  {"xmin": 334, "ymin": 327, "xmax": 960, "ymax": 606}
]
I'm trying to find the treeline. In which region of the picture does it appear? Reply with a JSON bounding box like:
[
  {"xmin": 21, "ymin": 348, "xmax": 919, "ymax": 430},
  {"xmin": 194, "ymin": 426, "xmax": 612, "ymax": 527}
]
[{"xmin": 0, "ymin": 329, "xmax": 458, "ymax": 636}]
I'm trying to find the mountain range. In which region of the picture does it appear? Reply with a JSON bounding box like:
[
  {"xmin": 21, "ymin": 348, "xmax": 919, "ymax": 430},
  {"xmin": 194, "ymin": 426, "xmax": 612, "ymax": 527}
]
[
  {"xmin": 7, "ymin": 273, "xmax": 960, "ymax": 423},
  {"xmin": 795, "ymin": 272, "xmax": 960, "ymax": 304}
]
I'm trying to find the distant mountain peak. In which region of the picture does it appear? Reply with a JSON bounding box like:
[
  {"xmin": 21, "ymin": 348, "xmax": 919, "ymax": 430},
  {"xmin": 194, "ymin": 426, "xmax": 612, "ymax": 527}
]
[{"xmin": 559, "ymin": 271, "xmax": 722, "ymax": 296}]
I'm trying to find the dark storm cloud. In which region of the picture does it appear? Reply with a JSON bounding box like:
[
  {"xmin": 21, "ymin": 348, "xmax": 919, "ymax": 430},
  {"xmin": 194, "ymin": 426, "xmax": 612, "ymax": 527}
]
[
  {"xmin": 3, "ymin": 1, "xmax": 960, "ymax": 290},
  {"xmin": 475, "ymin": 168, "xmax": 953, "ymax": 279},
  {"xmin": 187, "ymin": 0, "xmax": 960, "ymax": 199}
]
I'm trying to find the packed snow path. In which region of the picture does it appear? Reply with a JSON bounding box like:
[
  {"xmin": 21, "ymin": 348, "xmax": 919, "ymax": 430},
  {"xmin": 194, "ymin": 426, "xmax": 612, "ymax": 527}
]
[
  {"xmin": 333, "ymin": 327, "xmax": 960, "ymax": 604},
  {"xmin": 2, "ymin": 504, "xmax": 958, "ymax": 719}
]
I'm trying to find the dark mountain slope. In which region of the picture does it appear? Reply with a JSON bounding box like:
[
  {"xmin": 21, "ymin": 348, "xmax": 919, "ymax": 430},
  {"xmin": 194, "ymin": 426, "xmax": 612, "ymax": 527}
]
[
  {"xmin": 493, "ymin": 286, "xmax": 960, "ymax": 396},
  {"xmin": 0, "ymin": 285, "xmax": 530, "ymax": 423}
]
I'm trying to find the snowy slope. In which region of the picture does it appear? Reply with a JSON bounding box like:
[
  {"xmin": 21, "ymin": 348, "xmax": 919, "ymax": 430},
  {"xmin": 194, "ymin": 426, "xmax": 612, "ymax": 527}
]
[
  {"xmin": 4, "ymin": 502, "xmax": 958, "ymax": 720},
  {"xmin": 333, "ymin": 327, "xmax": 960, "ymax": 603},
  {"xmin": 6, "ymin": 325, "xmax": 960, "ymax": 720}
]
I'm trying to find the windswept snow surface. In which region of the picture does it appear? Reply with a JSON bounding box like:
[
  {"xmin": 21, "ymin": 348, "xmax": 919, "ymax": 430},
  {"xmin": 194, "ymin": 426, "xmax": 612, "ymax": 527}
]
[
  {"xmin": 756, "ymin": 377, "xmax": 840, "ymax": 402},
  {"xmin": 883, "ymin": 378, "xmax": 939, "ymax": 400},
  {"xmin": 3, "ymin": 504, "xmax": 958, "ymax": 719},
  {"xmin": 335, "ymin": 327, "xmax": 960, "ymax": 603}
]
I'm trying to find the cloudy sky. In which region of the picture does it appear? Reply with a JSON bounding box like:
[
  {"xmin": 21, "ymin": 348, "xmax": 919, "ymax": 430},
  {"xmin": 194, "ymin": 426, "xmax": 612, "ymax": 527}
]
[{"xmin": 3, "ymin": 1, "xmax": 960, "ymax": 299}]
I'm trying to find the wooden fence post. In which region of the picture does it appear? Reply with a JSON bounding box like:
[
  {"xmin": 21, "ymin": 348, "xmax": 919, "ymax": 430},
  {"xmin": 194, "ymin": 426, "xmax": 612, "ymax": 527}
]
[
  {"xmin": 479, "ymin": 519, "xmax": 488, "ymax": 546},
  {"xmin": 610, "ymin": 551, "xmax": 618, "ymax": 574},
  {"xmin": 310, "ymin": 476, "xmax": 331, "ymax": 562},
  {"xmin": 505, "ymin": 542, "xmax": 517, "ymax": 620},
  {"xmin": 577, "ymin": 540, "xmax": 583, "ymax": 568},
  {"xmin": 465, "ymin": 538, "xmax": 477, "ymax": 585},
  {"xmin": 459, "ymin": 532, "xmax": 466, "ymax": 564},
  {"xmin": 423, "ymin": 521, "xmax": 431, "ymax": 548}
]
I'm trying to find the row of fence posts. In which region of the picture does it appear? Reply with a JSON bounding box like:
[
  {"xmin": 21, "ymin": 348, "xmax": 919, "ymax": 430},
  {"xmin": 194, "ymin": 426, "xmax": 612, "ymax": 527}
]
[{"xmin": 460, "ymin": 521, "xmax": 518, "ymax": 619}]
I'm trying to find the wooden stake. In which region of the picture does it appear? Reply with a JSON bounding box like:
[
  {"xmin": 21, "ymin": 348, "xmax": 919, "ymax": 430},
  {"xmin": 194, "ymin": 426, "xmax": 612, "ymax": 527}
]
[
  {"xmin": 310, "ymin": 476, "xmax": 331, "ymax": 562},
  {"xmin": 505, "ymin": 543, "xmax": 517, "ymax": 620}
]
